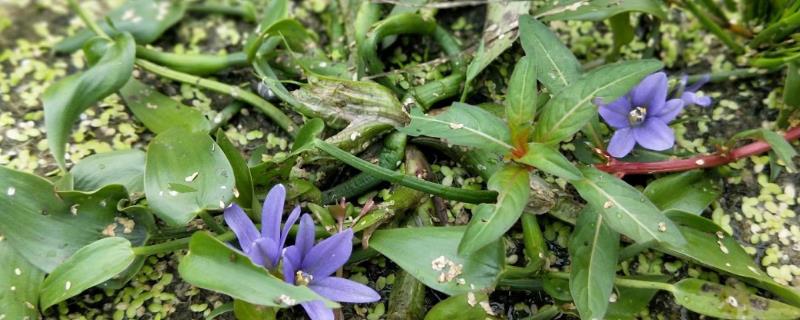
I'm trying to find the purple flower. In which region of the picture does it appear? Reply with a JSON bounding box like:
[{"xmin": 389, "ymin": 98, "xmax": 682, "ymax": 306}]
[
  {"xmin": 678, "ymin": 74, "xmax": 712, "ymax": 107},
  {"xmin": 223, "ymin": 184, "xmax": 300, "ymax": 270},
  {"xmin": 599, "ymin": 72, "xmax": 685, "ymax": 158},
  {"xmin": 282, "ymin": 214, "xmax": 380, "ymax": 320}
]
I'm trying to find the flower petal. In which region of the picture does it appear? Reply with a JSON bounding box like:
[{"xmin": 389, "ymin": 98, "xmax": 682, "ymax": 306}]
[
  {"xmin": 607, "ymin": 128, "xmax": 636, "ymax": 158},
  {"xmin": 283, "ymin": 246, "xmax": 300, "ymax": 284},
  {"xmin": 254, "ymin": 237, "xmax": 280, "ymax": 269},
  {"xmin": 633, "ymin": 118, "xmax": 675, "ymax": 151},
  {"xmin": 681, "ymin": 92, "xmax": 711, "ymax": 107},
  {"xmin": 303, "ymin": 229, "xmax": 354, "ymax": 279},
  {"xmin": 295, "ymin": 214, "xmax": 316, "ymax": 259},
  {"xmin": 598, "ymin": 95, "xmax": 632, "ymax": 129},
  {"xmin": 310, "ymin": 277, "xmax": 381, "ymax": 303},
  {"xmin": 261, "ymin": 184, "xmax": 286, "ymax": 242},
  {"xmin": 223, "ymin": 204, "xmax": 259, "ymax": 254},
  {"xmin": 301, "ymin": 301, "xmax": 334, "ymax": 320},
  {"xmin": 685, "ymin": 74, "xmax": 710, "ymax": 92},
  {"xmin": 281, "ymin": 205, "xmax": 302, "ymax": 249},
  {"xmin": 652, "ymin": 98, "xmax": 684, "ymax": 123},
  {"xmin": 631, "ymin": 72, "xmax": 667, "ymax": 113}
]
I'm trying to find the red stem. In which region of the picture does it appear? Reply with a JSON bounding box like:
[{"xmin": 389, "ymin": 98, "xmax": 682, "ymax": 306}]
[{"xmin": 595, "ymin": 126, "xmax": 800, "ymax": 175}]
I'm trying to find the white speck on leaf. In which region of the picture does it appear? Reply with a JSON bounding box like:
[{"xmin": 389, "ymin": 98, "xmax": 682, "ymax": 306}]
[
  {"xmin": 6, "ymin": 187, "xmax": 15, "ymax": 196},
  {"xmin": 185, "ymin": 172, "xmax": 199, "ymax": 182}
]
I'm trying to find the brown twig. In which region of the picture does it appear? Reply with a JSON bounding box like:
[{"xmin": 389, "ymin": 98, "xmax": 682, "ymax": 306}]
[{"xmin": 596, "ymin": 126, "xmax": 800, "ymax": 176}]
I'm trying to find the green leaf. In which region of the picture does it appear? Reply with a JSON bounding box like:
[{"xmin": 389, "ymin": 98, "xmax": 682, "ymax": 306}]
[
  {"xmin": 518, "ymin": 15, "xmax": 582, "ymax": 94},
  {"xmin": 0, "ymin": 167, "xmax": 143, "ymax": 272},
  {"xmin": 537, "ymin": 0, "xmax": 667, "ymax": 21},
  {"xmin": 39, "ymin": 237, "xmax": 135, "ymax": 310},
  {"xmin": 44, "ymin": 32, "xmax": 136, "ymax": 168},
  {"xmin": 463, "ymin": 2, "xmax": 532, "ymax": 87},
  {"xmin": 178, "ymin": 232, "xmax": 335, "ymax": 308},
  {"xmin": 0, "ymin": 240, "xmax": 44, "ymax": 319},
  {"xmin": 233, "ymin": 300, "xmax": 277, "ymax": 320},
  {"xmin": 606, "ymin": 275, "xmax": 670, "ymax": 320},
  {"xmin": 516, "ymin": 143, "xmax": 583, "ymax": 181},
  {"xmin": 291, "ymin": 118, "xmax": 325, "ymax": 154},
  {"xmin": 569, "ymin": 207, "xmax": 619, "ymax": 320},
  {"xmin": 643, "ymin": 171, "xmax": 722, "ymax": 215},
  {"xmin": 672, "ymin": 278, "xmax": 800, "ymax": 319},
  {"xmin": 400, "ymin": 103, "xmax": 512, "ymax": 154},
  {"xmin": 424, "ymin": 292, "xmax": 492, "ymax": 320},
  {"xmin": 506, "ymin": 55, "xmax": 538, "ymax": 141},
  {"xmin": 54, "ymin": 0, "xmax": 186, "ymax": 53},
  {"xmin": 370, "ymin": 226, "xmax": 504, "ymax": 296},
  {"xmin": 70, "ymin": 149, "xmax": 145, "ymax": 195},
  {"xmin": 246, "ymin": 18, "xmax": 318, "ymax": 61},
  {"xmin": 459, "ymin": 165, "xmax": 530, "ymax": 255},
  {"xmin": 542, "ymin": 276, "xmax": 572, "ymax": 301},
  {"xmin": 144, "ymin": 128, "xmax": 235, "ymax": 225},
  {"xmin": 571, "ymin": 166, "xmax": 685, "ymax": 246},
  {"xmin": 215, "ymin": 130, "xmax": 255, "ymax": 210},
  {"xmin": 119, "ymin": 79, "xmax": 211, "ymax": 134},
  {"xmin": 532, "ymin": 59, "xmax": 663, "ymax": 144}
]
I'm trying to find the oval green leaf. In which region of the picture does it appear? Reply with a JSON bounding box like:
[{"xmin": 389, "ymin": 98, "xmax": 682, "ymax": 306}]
[
  {"xmin": 0, "ymin": 240, "xmax": 44, "ymax": 319},
  {"xmin": 672, "ymin": 278, "xmax": 800, "ymax": 319},
  {"xmin": 119, "ymin": 79, "xmax": 211, "ymax": 134},
  {"xmin": 400, "ymin": 103, "xmax": 512, "ymax": 154},
  {"xmin": 70, "ymin": 149, "xmax": 145, "ymax": 195},
  {"xmin": 519, "ymin": 15, "xmax": 582, "ymax": 93},
  {"xmin": 643, "ymin": 171, "xmax": 721, "ymax": 215}
]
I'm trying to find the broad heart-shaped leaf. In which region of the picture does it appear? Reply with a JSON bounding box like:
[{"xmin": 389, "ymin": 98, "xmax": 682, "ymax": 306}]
[
  {"xmin": 516, "ymin": 143, "xmax": 583, "ymax": 181},
  {"xmin": 459, "ymin": 165, "xmax": 530, "ymax": 255},
  {"xmin": 643, "ymin": 171, "xmax": 721, "ymax": 215},
  {"xmin": 400, "ymin": 103, "xmax": 512, "ymax": 154},
  {"xmin": 0, "ymin": 166, "xmax": 145, "ymax": 272},
  {"xmin": 216, "ymin": 130, "xmax": 255, "ymax": 210},
  {"xmin": 532, "ymin": 59, "xmax": 663, "ymax": 144},
  {"xmin": 424, "ymin": 292, "xmax": 491, "ymax": 320},
  {"xmin": 537, "ymin": 0, "xmax": 667, "ymax": 21},
  {"xmin": 119, "ymin": 79, "xmax": 211, "ymax": 134},
  {"xmin": 672, "ymin": 278, "xmax": 800, "ymax": 319},
  {"xmin": 179, "ymin": 232, "xmax": 335, "ymax": 308},
  {"xmin": 39, "ymin": 237, "xmax": 135, "ymax": 310},
  {"xmin": 370, "ymin": 226, "xmax": 504, "ymax": 296},
  {"xmin": 0, "ymin": 240, "xmax": 44, "ymax": 319},
  {"xmin": 70, "ymin": 149, "xmax": 145, "ymax": 195},
  {"xmin": 518, "ymin": 15, "xmax": 582, "ymax": 94},
  {"xmin": 569, "ymin": 207, "xmax": 619, "ymax": 320},
  {"xmin": 144, "ymin": 128, "xmax": 235, "ymax": 225},
  {"xmin": 506, "ymin": 55, "xmax": 537, "ymax": 141},
  {"xmin": 44, "ymin": 32, "xmax": 136, "ymax": 168},
  {"xmin": 570, "ymin": 166, "xmax": 685, "ymax": 246},
  {"xmin": 54, "ymin": 0, "xmax": 186, "ymax": 53}
]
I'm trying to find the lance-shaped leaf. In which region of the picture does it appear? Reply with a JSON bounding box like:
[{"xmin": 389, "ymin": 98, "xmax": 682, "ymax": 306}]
[
  {"xmin": 569, "ymin": 207, "xmax": 619, "ymax": 320},
  {"xmin": 0, "ymin": 240, "xmax": 44, "ymax": 319},
  {"xmin": 400, "ymin": 103, "xmax": 512, "ymax": 154},
  {"xmin": 44, "ymin": 32, "xmax": 136, "ymax": 168},
  {"xmin": 672, "ymin": 278, "xmax": 800, "ymax": 319},
  {"xmin": 519, "ymin": 15, "xmax": 581, "ymax": 94},
  {"xmin": 459, "ymin": 165, "xmax": 530, "ymax": 255},
  {"xmin": 424, "ymin": 292, "xmax": 492, "ymax": 320},
  {"xmin": 55, "ymin": 0, "xmax": 186, "ymax": 53},
  {"xmin": 39, "ymin": 237, "xmax": 135, "ymax": 310},
  {"xmin": 144, "ymin": 128, "xmax": 235, "ymax": 225},
  {"xmin": 70, "ymin": 149, "xmax": 146, "ymax": 195},
  {"xmin": 536, "ymin": 0, "xmax": 667, "ymax": 22},
  {"xmin": 643, "ymin": 171, "xmax": 721, "ymax": 215},
  {"xmin": 571, "ymin": 166, "xmax": 685, "ymax": 246},
  {"xmin": 516, "ymin": 143, "xmax": 583, "ymax": 181},
  {"xmin": 119, "ymin": 79, "xmax": 211, "ymax": 134},
  {"xmin": 464, "ymin": 2, "xmax": 532, "ymax": 83},
  {"xmin": 216, "ymin": 130, "xmax": 255, "ymax": 209},
  {"xmin": 506, "ymin": 55, "xmax": 538, "ymax": 142},
  {"xmin": 370, "ymin": 226, "xmax": 504, "ymax": 296},
  {"xmin": 179, "ymin": 232, "xmax": 336, "ymax": 308},
  {"xmin": 0, "ymin": 167, "xmax": 144, "ymax": 272},
  {"xmin": 532, "ymin": 59, "xmax": 662, "ymax": 144}
]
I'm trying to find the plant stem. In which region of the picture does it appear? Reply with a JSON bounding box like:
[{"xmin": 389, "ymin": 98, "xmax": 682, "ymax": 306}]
[
  {"xmin": 681, "ymin": 1, "xmax": 744, "ymax": 54},
  {"xmin": 684, "ymin": 67, "xmax": 779, "ymax": 83},
  {"xmin": 187, "ymin": 3, "xmax": 257, "ymax": 21},
  {"xmin": 199, "ymin": 211, "xmax": 226, "ymax": 234},
  {"xmin": 547, "ymin": 271, "xmax": 675, "ymax": 292},
  {"xmin": 136, "ymin": 46, "xmax": 248, "ymax": 75},
  {"xmin": 132, "ymin": 231, "xmax": 235, "ymax": 256},
  {"xmin": 67, "ymin": 0, "xmax": 108, "ymax": 38},
  {"xmin": 595, "ymin": 126, "xmax": 800, "ymax": 175},
  {"xmin": 210, "ymin": 102, "xmax": 243, "ymax": 132},
  {"xmin": 135, "ymin": 59, "xmax": 297, "ymax": 135}
]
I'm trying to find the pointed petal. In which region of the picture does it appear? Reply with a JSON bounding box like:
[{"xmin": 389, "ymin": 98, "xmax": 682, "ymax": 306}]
[
  {"xmin": 223, "ymin": 204, "xmax": 259, "ymax": 254},
  {"xmin": 607, "ymin": 128, "xmax": 636, "ymax": 158},
  {"xmin": 633, "ymin": 118, "xmax": 675, "ymax": 151},
  {"xmin": 631, "ymin": 72, "xmax": 667, "ymax": 113},
  {"xmin": 598, "ymin": 95, "xmax": 632, "ymax": 129},
  {"xmin": 681, "ymin": 92, "xmax": 712, "ymax": 107},
  {"xmin": 254, "ymin": 238, "xmax": 280, "ymax": 269},
  {"xmin": 310, "ymin": 277, "xmax": 381, "ymax": 303},
  {"xmin": 246, "ymin": 241, "xmax": 266, "ymax": 267},
  {"xmin": 281, "ymin": 205, "xmax": 302, "ymax": 249},
  {"xmin": 295, "ymin": 214, "xmax": 316, "ymax": 259},
  {"xmin": 282, "ymin": 247, "xmax": 299, "ymax": 284},
  {"xmin": 652, "ymin": 98, "xmax": 684, "ymax": 123},
  {"xmin": 303, "ymin": 229, "xmax": 354, "ymax": 278},
  {"xmin": 686, "ymin": 74, "xmax": 710, "ymax": 92},
  {"xmin": 301, "ymin": 301, "xmax": 334, "ymax": 320},
  {"xmin": 261, "ymin": 184, "xmax": 286, "ymax": 242}
]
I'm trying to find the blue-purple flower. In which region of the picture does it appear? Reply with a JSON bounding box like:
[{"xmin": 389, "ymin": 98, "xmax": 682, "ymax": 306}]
[
  {"xmin": 282, "ymin": 214, "xmax": 380, "ymax": 320},
  {"xmin": 678, "ymin": 74, "xmax": 712, "ymax": 107},
  {"xmin": 599, "ymin": 72, "xmax": 685, "ymax": 158},
  {"xmin": 223, "ymin": 184, "xmax": 300, "ymax": 270}
]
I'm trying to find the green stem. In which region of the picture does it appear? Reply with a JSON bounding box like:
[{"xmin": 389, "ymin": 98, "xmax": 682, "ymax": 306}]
[
  {"xmin": 210, "ymin": 102, "xmax": 243, "ymax": 132},
  {"xmin": 199, "ymin": 211, "xmax": 226, "ymax": 234},
  {"xmin": 681, "ymin": 1, "xmax": 744, "ymax": 54},
  {"xmin": 547, "ymin": 271, "xmax": 675, "ymax": 292},
  {"xmin": 67, "ymin": 0, "xmax": 108, "ymax": 38},
  {"xmin": 314, "ymin": 139, "xmax": 498, "ymax": 204},
  {"xmin": 135, "ymin": 59, "xmax": 297, "ymax": 135},
  {"xmin": 497, "ymin": 278, "xmax": 544, "ymax": 290},
  {"xmin": 137, "ymin": 46, "xmax": 248, "ymax": 75},
  {"xmin": 684, "ymin": 67, "xmax": 780, "ymax": 83},
  {"xmin": 187, "ymin": 3, "xmax": 257, "ymax": 21},
  {"xmin": 133, "ymin": 231, "xmax": 235, "ymax": 256},
  {"xmin": 402, "ymin": 73, "xmax": 465, "ymax": 111},
  {"xmin": 357, "ymin": 13, "xmax": 437, "ymax": 77}
]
